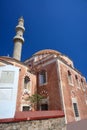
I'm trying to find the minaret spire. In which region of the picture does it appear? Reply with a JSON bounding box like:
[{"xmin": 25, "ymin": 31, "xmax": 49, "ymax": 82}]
[{"xmin": 13, "ymin": 17, "xmax": 25, "ymax": 61}]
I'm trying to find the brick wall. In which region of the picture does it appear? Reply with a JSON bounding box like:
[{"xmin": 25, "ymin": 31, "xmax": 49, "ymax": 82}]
[
  {"xmin": 59, "ymin": 60, "xmax": 87, "ymax": 123},
  {"xmin": 37, "ymin": 61, "xmax": 62, "ymax": 110},
  {"xmin": 13, "ymin": 63, "xmax": 36, "ymax": 111}
]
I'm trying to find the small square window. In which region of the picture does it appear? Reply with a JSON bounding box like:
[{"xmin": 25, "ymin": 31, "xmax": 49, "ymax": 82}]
[
  {"xmin": 40, "ymin": 104, "xmax": 48, "ymax": 110},
  {"xmin": 22, "ymin": 106, "xmax": 30, "ymax": 111}
]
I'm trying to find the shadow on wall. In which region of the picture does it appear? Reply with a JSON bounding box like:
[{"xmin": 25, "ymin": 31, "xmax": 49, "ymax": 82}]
[{"xmin": 66, "ymin": 119, "xmax": 87, "ymax": 130}]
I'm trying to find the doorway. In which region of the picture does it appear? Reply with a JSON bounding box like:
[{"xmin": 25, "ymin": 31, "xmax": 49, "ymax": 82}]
[{"xmin": 41, "ymin": 104, "xmax": 48, "ymax": 110}]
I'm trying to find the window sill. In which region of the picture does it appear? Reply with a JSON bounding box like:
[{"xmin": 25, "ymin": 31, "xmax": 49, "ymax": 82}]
[
  {"xmin": 77, "ymin": 87, "xmax": 81, "ymax": 90},
  {"xmin": 39, "ymin": 82, "xmax": 48, "ymax": 86},
  {"xmin": 69, "ymin": 83, "xmax": 74, "ymax": 86},
  {"xmin": 75, "ymin": 117, "xmax": 80, "ymax": 121}
]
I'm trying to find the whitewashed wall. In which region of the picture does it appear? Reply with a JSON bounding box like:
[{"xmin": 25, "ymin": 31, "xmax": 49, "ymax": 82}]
[{"xmin": 0, "ymin": 65, "xmax": 19, "ymax": 119}]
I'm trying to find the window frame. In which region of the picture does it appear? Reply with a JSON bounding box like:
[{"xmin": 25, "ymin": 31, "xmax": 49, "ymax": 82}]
[
  {"xmin": 24, "ymin": 76, "xmax": 31, "ymax": 92},
  {"xmin": 21, "ymin": 104, "xmax": 31, "ymax": 111},
  {"xmin": 39, "ymin": 70, "xmax": 47, "ymax": 86},
  {"xmin": 75, "ymin": 75, "xmax": 80, "ymax": 89},
  {"xmin": 67, "ymin": 70, "xmax": 73, "ymax": 86},
  {"xmin": 81, "ymin": 78, "xmax": 86, "ymax": 91},
  {"xmin": 72, "ymin": 98, "xmax": 80, "ymax": 121},
  {"xmin": 40, "ymin": 104, "xmax": 48, "ymax": 110},
  {"xmin": 73, "ymin": 103, "xmax": 79, "ymax": 117}
]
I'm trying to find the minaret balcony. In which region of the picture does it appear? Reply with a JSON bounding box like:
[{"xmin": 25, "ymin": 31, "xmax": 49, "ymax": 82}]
[
  {"xmin": 16, "ymin": 25, "xmax": 25, "ymax": 32},
  {"xmin": 13, "ymin": 35, "xmax": 24, "ymax": 43}
]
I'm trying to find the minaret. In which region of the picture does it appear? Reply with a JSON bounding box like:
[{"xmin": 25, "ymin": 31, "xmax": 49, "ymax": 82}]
[{"xmin": 13, "ymin": 17, "xmax": 25, "ymax": 61}]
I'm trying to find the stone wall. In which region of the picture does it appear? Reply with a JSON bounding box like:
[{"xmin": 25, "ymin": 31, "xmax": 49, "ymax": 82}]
[{"xmin": 0, "ymin": 117, "xmax": 66, "ymax": 130}]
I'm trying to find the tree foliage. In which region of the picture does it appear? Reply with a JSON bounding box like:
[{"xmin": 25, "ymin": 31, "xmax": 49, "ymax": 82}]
[{"xmin": 29, "ymin": 93, "xmax": 44, "ymax": 105}]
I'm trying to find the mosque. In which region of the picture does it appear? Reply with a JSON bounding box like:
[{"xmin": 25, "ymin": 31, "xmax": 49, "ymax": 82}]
[{"xmin": 0, "ymin": 17, "xmax": 87, "ymax": 124}]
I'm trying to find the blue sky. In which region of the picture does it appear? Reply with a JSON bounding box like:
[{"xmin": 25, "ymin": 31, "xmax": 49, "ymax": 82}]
[{"xmin": 0, "ymin": 0, "xmax": 87, "ymax": 78}]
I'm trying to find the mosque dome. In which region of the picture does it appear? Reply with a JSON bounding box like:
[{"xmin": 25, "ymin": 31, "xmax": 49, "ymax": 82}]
[
  {"xmin": 32, "ymin": 49, "xmax": 74, "ymax": 67},
  {"xmin": 33, "ymin": 49, "xmax": 61, "ymax": 56}
]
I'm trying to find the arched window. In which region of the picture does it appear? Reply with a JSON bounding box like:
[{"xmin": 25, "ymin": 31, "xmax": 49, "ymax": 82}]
[
  {"xmin": 24, "ymin": 76, "xmax": 31, "ymax": 94},
  {"xmin": 68, "ymin": 70, "xmax": 73, "ymax": 85},
  {"xmin": 24, "ymin": 76, "xmax": 30, "ymax": 84},
  {"xmin": 75, "ymin": 75, "xmax": 80, "ymax": 88},
  {"xmin": 81, "ymin": 78, "xmax": 84, "ymax": 86},
  {"xmin": 75, "ymin": 75, "xmax": 78, "ymax": 80},
  {"xmin": 81, "ymin": 78, "xmax": 85, "ymax": 91}
]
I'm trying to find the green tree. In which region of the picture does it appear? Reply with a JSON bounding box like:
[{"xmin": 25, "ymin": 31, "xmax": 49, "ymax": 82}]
[{"xmin": 29, "ymin": 93, "xmax": 44, "ymax": 110}]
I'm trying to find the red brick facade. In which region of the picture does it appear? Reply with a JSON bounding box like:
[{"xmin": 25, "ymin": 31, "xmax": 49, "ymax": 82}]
[
  {"xmin": 0, "ymin": 49, "xmax": 87, "ymax": 123},
  {"xmin": 59, "ymin": 60, "xmax": 87, "ymax": 123},
  {"xmin": 37, "ymin": 61, "xmax": 62, "ymax": 110},
  {"xmin": 25, "ymin": 49, "xmax": 87, "ymax": 123}
]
